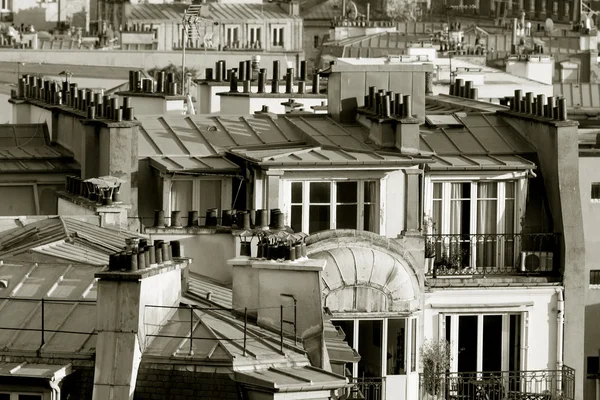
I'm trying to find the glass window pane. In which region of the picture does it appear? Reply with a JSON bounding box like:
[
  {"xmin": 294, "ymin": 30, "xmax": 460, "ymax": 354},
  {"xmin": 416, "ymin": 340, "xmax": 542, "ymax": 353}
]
[
  {"xmin": 364, "ymin": 204, "xmax": 377, "ymax": 233},
  {"xmin": 482, "ymin": 315, "xmax": 502, "ymax": 372},
  {"xmin": 19, "ymin": 396, "xmax": 42, "ymax": 400},
  {"xmin": 310, "ymin": 182, "xmax": 330, "ymax": 203},
  {"xmin": 337, "ymin": 181, "xmax": 357, "ymax": 203},
  {"xmin": 387, "ymin": 319, "xmax": 406, "ymax": 375},
  {"xmin": 364, "ymin": 181, "xmax": 377, "ymax": 203},
  {"xmin": 309, "ymin": 205, "xmax": 330, "ymax": 233},
  {"xmin": 478, "ymin": 182, "xmax": 497, "ymax": 198},
  {"xmin": 291, "ymin": 182, "xmax": 302, "ymax": 203},
  {"xmin": 337, "ymin": 204, "xmax": 358, "ymax": 229},
  {"xmin": 411, "ymin": 318, "xmax": 417, "ymax": 372},
  {"xmin": 332, "ymin": 320, "xmax": 354, "ymax": 376},
  {"xmin": 171, "ymin": 180, "xmax": 193, "ymax": 221},
  {"xmin": 451, "ymin": 182, "xmax": 470, "ymax": 199},
  {"xmin": 358, "ymin": 320, "xmax": 382, "ymax": 378},
  {"xmin": 433, "ymin": 182, "xmax": 442, "ymax": 199},
  {"xmin": 0, "ymin": 394, "xmax": 8, "ymax": 400},
  {"xmin": 199, "ymin": 180, "xmax": 221, "ymax": 214},
  {"xmin": 458, "ymin": 315, "xmax": 478, "ymax": 373},
  {"xmin": 291, "ymin": 205, "xmax": 302, "ymax": 233},
  {"xmin": 0, "ymin": 186, "xmax": 36, "ymax": 215},
  {"xmin": 505, "ymin": 181, "xmax": 515, "ymax": 198}
]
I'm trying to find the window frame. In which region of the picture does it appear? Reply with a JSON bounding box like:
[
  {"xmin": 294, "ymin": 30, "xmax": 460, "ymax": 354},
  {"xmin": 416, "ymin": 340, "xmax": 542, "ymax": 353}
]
[
  {"xmin": 247, "ymin": 25, "xmax": 262, "ymax": 48},
  {"xmin": 224, "ymin": 24, "xmax": 240, "ymax": 47},
  {"xmin": 284, "ymin": 179, "xmax": 380, "ymax": 234},
  {"xmin": 331, "ymin": 317, "xmax": 417, "ymax": 378},
  {"xmin": 591, "ymin": 182, "xmax": 600, "ymax": 202},
  {"xmin": 270, "ymin": 24, "xmax": 285, "ymax": 48},
  {"xmin": 424, "ymin": 174, "xmax": 526, "ymax": 268},
  {"xmin": 166, "ymin": 176, "xmax": 229, "ymax": 217}
]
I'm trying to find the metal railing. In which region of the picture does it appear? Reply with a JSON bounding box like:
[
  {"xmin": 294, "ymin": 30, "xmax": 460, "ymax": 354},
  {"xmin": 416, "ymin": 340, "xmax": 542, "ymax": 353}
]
[
  {"xmin": 346, "ymin": 376, "xmax": 383, "ymax": 400},
  {"xmin": 424, "ymin": 233, "xmax": 560, "ymax": 277},
  {"xmin": 419, "ymin": 367, "xmax": 575, "ymax": 400}
]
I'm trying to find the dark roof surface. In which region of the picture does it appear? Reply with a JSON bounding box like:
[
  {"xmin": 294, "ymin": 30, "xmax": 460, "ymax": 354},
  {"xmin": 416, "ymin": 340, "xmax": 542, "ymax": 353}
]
[
  {"xmin": 554, "ymin": 83, "xmax": 600, "ymax": 110},
  {"xmin": 0, "ymin": 124, "xmax": 79, "ymax": 173},
  {"xmin": 129, "ymin": 3, "xmax": 299, "ymax": 22},
  {"xmin": 0, "ymin": 217, "xmax": 144, "ymax": 265}
]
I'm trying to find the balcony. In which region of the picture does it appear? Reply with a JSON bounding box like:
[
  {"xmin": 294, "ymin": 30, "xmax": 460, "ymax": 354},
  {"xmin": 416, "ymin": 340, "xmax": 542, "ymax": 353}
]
[
  {"xmin": 419, "ymin": 367, "xmax": 575, "ymax": 400},
  {"xmin": 424, "ymin": 233, "xmax": 560, "ymax": 277}
]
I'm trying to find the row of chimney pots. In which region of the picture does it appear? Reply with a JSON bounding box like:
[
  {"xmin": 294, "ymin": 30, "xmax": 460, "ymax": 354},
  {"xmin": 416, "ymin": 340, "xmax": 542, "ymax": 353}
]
[
  {"xmin": 127, "ymin": 70, "xmax": 178, "ymax": 96},
  {"xmin": 16, "ymin": 75, "xmax": 136, "ymax": 122},
  {"xmin": 362, "ymin": 86, "xmax": 413, "ymax": 119},
  {"xmin": 108, "ymin": 238, "xmax": 181, "ymax": 272},
  {"xmin": 450, "ymin": 79, "xmax": 479, "ymax": 100},
  {"xmin": 154, "ymin": 208, "xmax": 287, "ymax": 230},
  {"xmin": 507, "ymin": 89, "xmax": 568, "ymax": 121},
  {"xmin": 65, "ymin": 176, "xmax": 121, "ymax": 205}
]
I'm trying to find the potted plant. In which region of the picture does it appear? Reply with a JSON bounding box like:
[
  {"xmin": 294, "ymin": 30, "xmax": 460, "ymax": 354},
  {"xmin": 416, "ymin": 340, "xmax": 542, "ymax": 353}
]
[
  {"xmin": 421, "ymin": 339, "xmax": 451, "ymax": 400},
  {"xmin": 423, "ymin": 215, "xmax": 437, "ymax": 274}
]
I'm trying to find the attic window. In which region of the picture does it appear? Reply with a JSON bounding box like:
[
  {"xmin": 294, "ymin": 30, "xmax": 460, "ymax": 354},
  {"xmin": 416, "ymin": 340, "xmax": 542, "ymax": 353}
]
[{"xmin": 425, "ymin": 115, "xmax": 464, "ymax": 127}]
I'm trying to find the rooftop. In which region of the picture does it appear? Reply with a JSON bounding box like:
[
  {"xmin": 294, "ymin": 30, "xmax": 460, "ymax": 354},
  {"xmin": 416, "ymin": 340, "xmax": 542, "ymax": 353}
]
[{"xmin": 128, "ymin": 3, "xmax": 301, "ymax": 22}]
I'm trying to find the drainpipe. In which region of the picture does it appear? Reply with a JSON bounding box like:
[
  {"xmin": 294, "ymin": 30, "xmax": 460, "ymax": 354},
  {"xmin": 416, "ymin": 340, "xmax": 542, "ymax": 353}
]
[
  {"xmin": 49, "ymin": 378, "xmax": 61, "ymax": 400},
  {"xmin": 556, "ymin": 288, "xmax": 564, "ymax": 371}
]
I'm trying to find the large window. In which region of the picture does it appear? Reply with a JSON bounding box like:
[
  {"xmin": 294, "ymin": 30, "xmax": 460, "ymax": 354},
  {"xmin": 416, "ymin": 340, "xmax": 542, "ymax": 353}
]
[
  {"xmin": 271, "ymin": 26, "xmax": 284, "ymax": 47},
  {"xmin": 225, "ymin": 26, "xmax": 239, "ymax": 48},
  {"xmin": 169, "ymin": 178, "xmax": 222, "ymax": 224},
  {"xmin": 444, "ymin": 313, "xmax": 521, "ymax": 374},
  {"xmin": 248, "ymin": 26, "xmax": 261, "ymax": 48},
  {"xmin": 429, "ymin": 180, "xmax": 518, "ymax": 269},
  {"xmin": 332, "ymin": 318, "xmax": 416, "ymax": 378},
  {"xmin": 288, "ymin": 180, "xmax": 378, "ymax": 234}
]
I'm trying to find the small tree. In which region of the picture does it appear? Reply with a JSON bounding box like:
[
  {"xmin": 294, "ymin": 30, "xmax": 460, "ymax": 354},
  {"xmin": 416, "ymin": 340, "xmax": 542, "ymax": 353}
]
[
  {"xmin": 421, "ymin": 339, "xmax": 451, "ymax": 398},
  {"xmin": 147, "ymin": 63, "xmax": 199, "ymax": 95}
]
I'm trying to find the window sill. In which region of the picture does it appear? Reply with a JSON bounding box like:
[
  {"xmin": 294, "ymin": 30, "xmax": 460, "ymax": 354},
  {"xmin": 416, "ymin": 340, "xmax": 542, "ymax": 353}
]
[{"xmin": 589, "ymin": 284, "xmax": 600, "ymax": 289}]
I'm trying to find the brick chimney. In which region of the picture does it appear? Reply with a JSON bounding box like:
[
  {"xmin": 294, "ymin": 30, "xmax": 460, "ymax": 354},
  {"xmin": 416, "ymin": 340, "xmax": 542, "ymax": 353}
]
[
  {"xmin": 93, "ymin": 255, "xmax": 190, "ymax": 399},
  {"xmin": 356, "ymin": 87, "xmax": 420, "ymax": 154},
  {"xmin": 228, "ymin": 257, "xmax": 331, "ymax": 371},
  {"xmin": 326, "ymin": 59, "xmax": 433, "ymax": 123}
]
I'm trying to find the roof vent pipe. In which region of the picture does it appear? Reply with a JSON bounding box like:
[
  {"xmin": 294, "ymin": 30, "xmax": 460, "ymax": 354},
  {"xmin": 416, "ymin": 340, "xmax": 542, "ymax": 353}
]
[
  {"xmin": 157, "ymin": 71, "xmax": 165, "ymax": 93},
  {"xmin": 273, "ymin": 60, "xmax": 280, "ymax": 81},
  {"xmin": 220, "ymin": 60, "xmax": 227, "ymax": 82},
  {"xmin": 537, "ymin": 94, "xmax": 545, "ymax": 116},
  {"xmin": 382, "ymin": 95, "xmax": 391, "ymax": 118},
  {"xmin": 469, "ymin": 88, "xmax": 478, "ymax": 100},
  {"xmin": 205, "ymin": 68, "xmax": 213, "ymax": 81},
  {"xmin": 258, "ymin": 70, "xmax": 266, "ymax": 93},
  {"xmin": 368, "ymin": 86, "xmax": 376, "ymax": 111},
  {"xmin": 298, "ymin": 81, "xmax": 306, "ymax": 94},
  {"xmin": 300, "ymin": 60, "xmax": 307, "ymax": 81},
  {"xmin": 215, "ymin": 61, "xmax": 222, "ymax": 81},
  {"xmin": 525, "ymin": 92, "xmax": 533, "ymax": 114},
  {"xmin": 513, "ymin": 90, "xmax": 522, "ymax": 111},
  {"xmin": 558, "ymin": 98, "xmax": 567, "ymax": 121},
  {"xmin": 245, "ymin": 60, "xmax": 252, "ymax": 81},
  {"xmin": 312, "ymin": 71, "xmax": 320, "ymax": 94},
  {"xmin": 229, "ymin": 70, "xmax": 238, "ymax": 93},
  {"xmin": 375, "ymin": 92, "xmax": 382, "ymax": 115},
  {"xmin": 285, "ymin": 68, "xmax": 294, "ymax": 94},
  {"xmin": 395, "ymin": 93, "xmax": 403, "ymax": 116},
  {"xmin": 243, "ymin": 80, "xmax": 251, "ymax": 93},
  {"xmin": 402, "ymin": 95, "xmax": 412, "ymax": 118},
  {"xmin": 464, "ymin": 81, "xmax": 472, "ymax": 98},
  {"xmin": 546, "ymin": 96, "xmax": 555, "ymax": 118},
  {"xmin": 238, "ymin": 61, "xmax": 246, "ymax": 85}
]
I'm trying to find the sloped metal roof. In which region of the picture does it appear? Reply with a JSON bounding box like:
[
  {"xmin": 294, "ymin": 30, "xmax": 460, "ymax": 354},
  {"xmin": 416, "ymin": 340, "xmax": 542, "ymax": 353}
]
[
  {"xmin": 234, "ymin": 366, "xmax": 348, "ymax": 391},
  {"xmin": 0, "ymin": 217, "xmax": 145, "ymax": 265},
  {"xmin": 129, "ymin": 3, "xmax": 299, "ymax": 22},
  {"xmin": 554, "ymin": 83, "xmax": 600, "ymax": 110},
  {"xmin": 187, "ymin": 273, "xmax": 233, "ymax": 309},
  {"xmin": 426, "ymin": 95, "xmax": 508, "ymax": 114},
  {"xmin": 0, "ymin": 124, "xmax": 79, "ymax": 173},
  {"xmin": 0, "ymin": 362, "xmax": 71, "ymax": 379}
]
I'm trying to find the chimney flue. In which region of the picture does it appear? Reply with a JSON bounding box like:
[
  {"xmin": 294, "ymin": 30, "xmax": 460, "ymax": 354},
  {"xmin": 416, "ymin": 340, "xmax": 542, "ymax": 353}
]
[
  {"xmin": 395, "ymin": 93, "xmax": 403, "ymax": 115},
  {"xmin": 229, "ymin": 70, "xmax": 238, "ymax": 93},
  {"xmin": 469, "ymin": 88, "xmax": 478, "ymax": 100},
  {"xmin": 286, "ymin": 68, "xmax": 294, "ymax": 94},
  {"xmin": 402, "ymin": 95, "xmax": 412, "ymax": 118},
  {"xmin": 513, "ymin": 90, "xmax": 522, "ymax": 111},
  {"xmin": 300, "ymin": 60, "xmax": 307, "ymax": 81},
  {"xmin": 258, "ymin": 69, "xmax": 266, "ymax": 93},
  {"xmin": 298, "ymin": 81, "xmax": 306, "ymax": 94},
  {"xmin": 536, "ymin": 94, "xmax": 545, "ymax": 116},
  {"xmin": 273, "ymin": 60, "xmax": 280, "ymax": 81},
  {"xmin": 220, "ymin": 60, "xmax": 227, "ymax": 82},
  {"xmin": 558, "ymin": 98, "xmax": 567, "ymax": 120},
  {"xmin": 368, "ymin": 86, "xmax": 377, "ymax": 111},
  {"xmin": 215, "ymin": 61, "xmax": 222, "ymax": 81},
  {"xmin": 382, "ymin": 95, "xmax": 391, "ymax": 118},
  {"xmin": 312, "ymin": 71, "xmax": 320, "ymax": 94},
  {"xmin": 239, "ymin": 61, "xmax": 246, "ymax": 85},
  {"xmin": 245, "ymin": 60, "xmax": 252, "ymax": 81},
  {"xmin": 546, "ymin": 96, "xmax": 555, "ymax": 118},
  {"xmin": 205, "ymin": 68, "xmax": 213, "ymax": 81},
  {"xmin": 464, "ymin": 81, "xmax": 472, "ymax": 98},
  {"xmin": 525, "ymin": 92, "xmax": 534, "ymax": 114}
]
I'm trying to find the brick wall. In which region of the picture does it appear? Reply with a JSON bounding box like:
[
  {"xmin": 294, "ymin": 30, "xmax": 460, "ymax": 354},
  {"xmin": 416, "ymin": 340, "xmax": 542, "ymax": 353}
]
[
  {"xmin": 61, "ymin": 367, "xmax": 95, "ymax": 400},
  {"xmin": 134, "ymin": 367, "xmax": 240, "ymax": 400}
]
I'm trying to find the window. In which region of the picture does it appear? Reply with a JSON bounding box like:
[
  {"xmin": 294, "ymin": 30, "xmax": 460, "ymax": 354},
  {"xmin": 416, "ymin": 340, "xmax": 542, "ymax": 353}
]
[
  {"xmin": 0, "ymin": 0, "xmax": 8, "ymax": 10},
  {"xmin": 225, "ymin": 26, "xmax": 239, "ymax": 47},
  {"xmin": 444, "ymin": 313, "xmax": 521, "ymax": 374},
  {"xmin": 272, "ymin": 26, "xmax": 284, "ymax": 47},
  {"xmin": 591, "ymin": 183, "xmax": 600, "ymax": 201},
  {"xmin": 169, "ymin": 178, "xmax": 223, "ymax": 222},
  {"xmin": 313, "ymin": 35, "xmax": 320, "ymax": 48},
  {"xmin": 248, "ymin": 27, "xmax": 261, "ymax": 48},
  {"xmin": 591, "ymin": 270, "xmax": 600, "ymax": 285},
  {"xmin": 588, "ymin": 356, "xmax": 599, "ymax": 378},
  {"xmin": 333, "ymin": 318, "xmax": 415, "ymax": 378},
  {"xmin": 428, "ymin": 180, "xmax": 518, "ymax": 269},
  {"xmin": 288, "ymin": 180, "xmax": 378, "ymax": 234}
]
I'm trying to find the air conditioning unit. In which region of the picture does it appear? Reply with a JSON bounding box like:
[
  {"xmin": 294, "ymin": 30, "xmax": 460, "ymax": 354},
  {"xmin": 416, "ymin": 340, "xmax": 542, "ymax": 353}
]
[{"xmin": 520, "ymin": 251, "xmax": 553, "ymax": 272}]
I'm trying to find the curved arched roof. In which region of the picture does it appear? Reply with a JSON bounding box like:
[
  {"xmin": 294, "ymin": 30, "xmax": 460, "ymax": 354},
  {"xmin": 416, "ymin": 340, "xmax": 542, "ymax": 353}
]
[{"xmin": 307, "ymin": 230, "xmax": 422, "ymax": 313}]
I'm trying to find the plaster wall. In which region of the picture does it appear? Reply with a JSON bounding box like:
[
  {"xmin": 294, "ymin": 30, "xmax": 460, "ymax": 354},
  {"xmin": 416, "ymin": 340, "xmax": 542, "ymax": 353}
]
[
  {"xmin": 384, "ymin": 169, "xmax": 405, "ymax": 237},
  {"xmin": 499, "ymin": 112, "xmax": 585, "ymax": 399},
  {"xmin": 424, "ymin": 287, "xmax": 560, "ymax": 371},
  {"xmin": 578, "ymin": 156, "xmax": 600, "ymax": 400},
  {"xmin": 198, "ymin": 84, "xmax": 290, "ymax": 114},
  {"xmin": 219, "ymin": 95, "xmax": 327, "ymax": 115},
  {"xmin": 506, "ymin": 60, "xmax": 554, "ymax": 85},
  {"xmin": 0, "ymin": 94, "xmax": 11, "ymax": 123},
  {"xmin": 122, "ymin": 96, "xmax": 168, "ymax": 115},
  {"xmin": 30, "ymin": 106, "xmax": 53, "ymax": 139},
  {"xmin": 147, "ymin": 232, "xmax": 237, "ymax": 284},
  {"xmin": 0, "ymin": 50, "xmax": 303, "ymax": 73},
  {"xmin": 58, "ymin": 197, "xmax": 96, "ymax": 216}
]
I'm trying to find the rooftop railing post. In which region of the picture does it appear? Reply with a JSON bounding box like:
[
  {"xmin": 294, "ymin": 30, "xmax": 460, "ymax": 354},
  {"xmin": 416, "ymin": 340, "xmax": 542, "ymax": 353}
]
[
  {"xmin": 41, "ymin": 298, "xmax": 45, "ymax": 348},
  {"xmin": 280, "ymin": 305, "xmax": 284, "ymax": 353},
  {"xmin": 293, "ymin": 298, "xmax": 297, "ymax": 345},
  {"xmin": 243, "ymin": 307, "xmax": 247, "ymax": 356},
  {"xmin": 189, "ymin": 305, "xmax": 194, "ymax": 356}
]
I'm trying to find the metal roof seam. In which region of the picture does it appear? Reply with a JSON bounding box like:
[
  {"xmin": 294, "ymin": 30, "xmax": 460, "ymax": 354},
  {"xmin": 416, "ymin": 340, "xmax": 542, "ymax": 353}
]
[{"xmin": 185, "ymin": 118, "xmax": 219, "ymax": 155}]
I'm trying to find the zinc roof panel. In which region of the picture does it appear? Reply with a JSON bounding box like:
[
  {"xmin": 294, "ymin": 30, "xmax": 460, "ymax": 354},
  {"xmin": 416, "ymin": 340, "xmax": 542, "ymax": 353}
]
[
  {"xmin": 467, "ymin": 126, "xmax": 511, "ymax": 152},
  {"xmin": 138, "ymin": 127, "xmax": 162, "ymax": 157},
  {"xmin": 11, "ymin": 302, "xmax": 73, "ymax": 351},
  {"xmin": 142, "ymin": 128, "xmax": 188, "ymax": 157},
  {"xmin": 420, "ymin": 131, "xmax": 459, "ymax": 154},
  {"xmin": 0, "ymin": 301, "xmax": 38, "ymax": 345},
  {"xmin": 42, "ymin": 303, "xmax": 97, "ymax": 353},
  {"xmin": 444, "ymin": 128, "xmax": 487, "ymax": 154},
  {"xmin": 493, "ymin": 125, "xmax": 534, "ymax": 152}
]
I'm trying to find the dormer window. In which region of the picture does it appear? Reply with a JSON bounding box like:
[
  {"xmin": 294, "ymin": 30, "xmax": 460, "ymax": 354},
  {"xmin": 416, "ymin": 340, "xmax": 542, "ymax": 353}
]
[{"xmin": 285, "ymin": 180, "xmax": 378, "ymax": 234}]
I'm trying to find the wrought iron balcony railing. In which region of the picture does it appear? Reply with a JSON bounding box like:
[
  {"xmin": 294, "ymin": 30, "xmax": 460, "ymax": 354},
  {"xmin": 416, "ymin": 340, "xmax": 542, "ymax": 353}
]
[
  {"xmin": 419, "ymin": 367, "xmax": 575, "ymax": 400},
  {"xmin": 424, "ymin": 233, "xmax": 560, "ymax": 277}
]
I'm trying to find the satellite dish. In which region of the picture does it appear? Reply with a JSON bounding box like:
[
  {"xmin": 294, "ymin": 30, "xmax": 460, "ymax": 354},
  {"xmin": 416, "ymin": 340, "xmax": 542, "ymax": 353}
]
[
  {"xmin": 545, "ymin": 18, "xmax": 554, "ymax": 33},
  {"xmin": 346, "ymin": 0, "xmax": 359, "ymax": 20}
]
